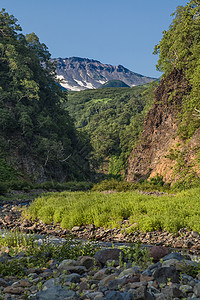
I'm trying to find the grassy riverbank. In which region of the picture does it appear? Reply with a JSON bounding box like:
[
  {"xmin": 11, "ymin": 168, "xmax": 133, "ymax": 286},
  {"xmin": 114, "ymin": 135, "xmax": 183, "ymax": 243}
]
[{"xmin": 24, "ymin": 187, "xmax": 200, "ymax": 233}]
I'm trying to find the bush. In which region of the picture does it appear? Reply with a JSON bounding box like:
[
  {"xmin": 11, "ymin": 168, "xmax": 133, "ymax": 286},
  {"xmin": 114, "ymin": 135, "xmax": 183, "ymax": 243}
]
[{"xmin": 0, "ymin": 182, "xmax": 8, "ymax": 195}]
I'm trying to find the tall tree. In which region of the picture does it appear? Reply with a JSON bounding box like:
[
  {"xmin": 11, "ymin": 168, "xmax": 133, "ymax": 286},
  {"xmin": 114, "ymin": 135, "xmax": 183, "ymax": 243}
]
[
  {"xmin": 0, "ymin": 9, "xmax": 91, "ymax": 182},
  {"xmin": 153, "ymin": 0, "xmax": 200, "ymax": 138}
]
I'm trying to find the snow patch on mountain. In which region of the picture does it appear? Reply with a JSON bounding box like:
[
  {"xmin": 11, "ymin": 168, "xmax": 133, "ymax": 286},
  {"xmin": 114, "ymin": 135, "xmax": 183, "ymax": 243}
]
[{"xmin": 53, "ymin": 57, "xmax": 156, "ymax": 91}]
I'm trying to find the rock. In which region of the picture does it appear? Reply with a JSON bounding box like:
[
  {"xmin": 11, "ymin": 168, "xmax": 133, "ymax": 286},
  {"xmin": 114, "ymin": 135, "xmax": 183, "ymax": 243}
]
[
  {"xmin": 58, "ymin": 259, "xmax": 78, "ymax": 269},
  {"xmin": 78, "ymin": 255, "xmax": 98, "ymax": 269},
  {"xmin": 149, "ymin": 246, "xmax": 170, "ymax": 262},
  {"xmin": 179, "ymin": 284, "xmax": 193, "ymax": 293},
  {"xmin": 105, "ymin": 290, "xmax": 133, "ymax": 300},
  {"xmin": 93, "ymin": 269, "xmax": 108, "ymax": 280},
  {"xmin": 153, "ymin": 293, "xmax": 168, "ymax": 300},
  {"xmin": 162, "ymin": 252, "xmax": 185, "ymax": 261},
  {"xmin": 107, "ymin": 277, "xmax": 127, "ymax": 290},
  {"xmin": 33, "ymin": 285, "xmax": 75, "ymax": 300},
  {"xmin": 0, "ymin": 278, "xmax": 9, "ymax": 287},
  {"xmin": 78, "ymin": 281, "xmax": 89, "ymax": 292},
  {"xmin": 161, "ymin": 284, "xmax": 184, "ymax": 298},
  {"xmin": 153, "ymin": 267, "xmax": 180, "ymax": 284},
  {"xmin": 15, "ymin": 279, "xmax": 32, "ymax": 287},
  {"xmin": 63, "ymin": 273, "xmax": 81, "ymax": 283},
  {"xmin": 194, "ymin": 282, "xmax": 200, "ymax": 297},
  {"xmin": 71, "ymin": 226, "xmax": 82, "ymax": 231},
  {"xmin": 42, "ymin": 278, "xmax": 56, "ymax": 290},
  {"xmin": 99, "ymin": 273, "xmax": 118, "ymax": 287},
  {"xmin": 3, "ymin": 286, "xmax": 25, "ymax": 294},
  {"xmin": 59, "ymin": 265, "xmax": 86, "ymax": 275},
  {"xmin": 141, "ymin": 268, "xmax": 152, "ymax": 277},
  {"xmin": 118, "ymin": 266, "xmax": 141, "ymax": 278},
  {"xmin": 133, "ymin": 285, "xmax": 154, "ymax": 300},
  {"xmin": 94, "ymin": 248, "xmax": 124, "ymax": 265}
]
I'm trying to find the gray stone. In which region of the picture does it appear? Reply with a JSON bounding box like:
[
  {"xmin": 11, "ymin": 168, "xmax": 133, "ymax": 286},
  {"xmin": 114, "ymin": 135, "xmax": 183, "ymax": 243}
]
[
  {"xmin": 105, "ymin": 291, "xmax": 133, "ymax": 300},
  {"xmin": 107, "ymin": 277, "xmax": 127, "ymax": 290},
  {"xmin": 0, "ymin": 278, "xmax": 9, "ymax": 287},
  {"xmin": 33, "ymin": 285, "xmax": 75, "ymax": 300},
  {"xmin": 58, "ymin": 259, "xmax": 78, "ymax": 270},
  {"xmin": 153, "ymin": 266, "xmax": 180, "ymax": 284},
  {"xmin": 58, "ymin": 265, "xmax": 86, "ymax": 275},
  {"xmin": 162, "ymin": 252, "xmax": 185, "ymax": 261},
  {"xmin": 142, "ymin": 268, "xmax": 152, "ymax": 277},
  {"xmin": 93, "ymin": 269, "xmax": 108, "ymax": 280},
  {"xmin": 78, "ymin": 255, "xmax": 98, "ymax": 269},
  {"xmin": 94, "ymin": 249, "xmax": 124, "ymax": 265},
  {"xmin": 133, "ymin": 285, "xmax": 154, "ymax": 300},
  {"xmin": 194, "ymin": 282, "xmax": 200, "ymax": 297},
  {"xmin": 87, "ymin": 291, "xmax": 105, "ymax": 298},
  {"xmin": 118, "ymin": 266, "xmax": 141, "ymax": 278},
  {"xmin": 42, "ymin": 278, "xmax": 57, "ymax": 290},
  {"xmin": 153, "ymin": 293, "xmax": 167, "ymax": 300},
  {"xmin": 149, "ymin": 261, "xmax": 162, "ymax": 271},
  {"xmin": 63, "ymin": 273, "xmax": 81, "ymax": 283},
  {"xmin": 3, "ymin": 286, "xmax": 25, "ymax": 295},
  {"xmin": 161, "ymin": 284, "xmax": 184, "ymax": 298},
  {"xmin": 99, "ymin": 273, "xmax": 118, "ymax": 287}
]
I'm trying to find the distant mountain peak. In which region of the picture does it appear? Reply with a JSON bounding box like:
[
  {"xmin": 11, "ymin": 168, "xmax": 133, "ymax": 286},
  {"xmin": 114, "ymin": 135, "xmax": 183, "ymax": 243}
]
[{"xmin": 52, "ymin": 57, "xmax": 156, "ymax": 91}]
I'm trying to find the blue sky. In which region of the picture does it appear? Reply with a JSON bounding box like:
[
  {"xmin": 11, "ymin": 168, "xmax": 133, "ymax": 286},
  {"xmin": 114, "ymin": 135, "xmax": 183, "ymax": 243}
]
[{"xmin": 1, "ymin": 0, "xmax": 188, "ymax": 78}]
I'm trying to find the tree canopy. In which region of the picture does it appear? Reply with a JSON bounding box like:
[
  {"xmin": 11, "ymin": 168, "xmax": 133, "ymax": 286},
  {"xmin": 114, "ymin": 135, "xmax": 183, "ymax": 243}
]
[
  {"xmin": 153, "ymin": 0, "xmax": 200, "ymax": 138},
  {"xmin": 0, "ymin": 9, "xmax": 91, "ymax": 182}
]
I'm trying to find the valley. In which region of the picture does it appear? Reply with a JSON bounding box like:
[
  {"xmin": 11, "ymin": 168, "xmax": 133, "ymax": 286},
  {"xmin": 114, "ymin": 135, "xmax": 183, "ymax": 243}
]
[{"xmin": 0, "ymin": 2, "xmax": 200, "ymax": 298}]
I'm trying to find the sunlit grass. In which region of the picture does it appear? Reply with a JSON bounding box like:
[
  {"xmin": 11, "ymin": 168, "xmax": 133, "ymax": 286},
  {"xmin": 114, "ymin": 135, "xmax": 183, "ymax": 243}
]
[{"xmin": 24, "ymin": 188, "xmax": 200, "ymax": 233}]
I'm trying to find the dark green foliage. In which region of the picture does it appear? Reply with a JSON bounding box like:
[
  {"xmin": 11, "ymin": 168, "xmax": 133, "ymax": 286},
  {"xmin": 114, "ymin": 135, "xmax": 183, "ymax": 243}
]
[
  {"xmin": 153, "ymin": 0, "xmax": 200, "ymax": 139},
  {"xmin": 0, "ymin": 158, "xmax": 19, "ymax": 182},
  {"xmin": 66, "ymin": 83, "xmax": 156, "ymax": 175},
  {"xmin": 0, "ymin": 9, "xmax": 91, "ymax": 182},
  {"xmin": 92, "ymin": 178, "xmax": 170, "ymax": 192},
  {"xmin": 99, "ymin": 80, "xmax": 130, "ymax": 89}
]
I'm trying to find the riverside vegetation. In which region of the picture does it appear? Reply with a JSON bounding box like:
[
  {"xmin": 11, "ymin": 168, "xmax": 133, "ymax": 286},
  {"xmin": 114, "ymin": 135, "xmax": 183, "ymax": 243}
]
[
  {"xmin": 0, "ymin": 3, "xmax": 200, "ymax": 298},
  {"xmin": 24, "ymin": 187, "xmax": 200, "ymax": 233}
]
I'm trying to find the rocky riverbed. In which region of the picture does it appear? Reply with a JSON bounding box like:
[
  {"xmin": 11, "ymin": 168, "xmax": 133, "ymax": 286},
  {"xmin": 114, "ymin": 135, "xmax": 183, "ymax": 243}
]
[
  {"xmin": 0, "ymin": 246, "xmax": 200, "ymax": 299},
  {"xmin": 0, "ymin": 195, "xmax": 200, "ymax": 299},
  {"xmin": 0, "ymin": 199, "xmax": 199, "ymax": 256}
]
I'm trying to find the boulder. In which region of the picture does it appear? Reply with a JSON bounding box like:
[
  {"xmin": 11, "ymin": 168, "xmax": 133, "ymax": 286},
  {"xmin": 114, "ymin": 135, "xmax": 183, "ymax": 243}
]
[
  {"xmin": 94, "ymin": 249, "xmax": 124, "ymax": 265},
  {"xmin": 153, "ymin": 266, "xmax": 180, "ymax": 284},
  {"xmin": 149, "ymin": 246, "xmax": 170, "ymax": 262}
]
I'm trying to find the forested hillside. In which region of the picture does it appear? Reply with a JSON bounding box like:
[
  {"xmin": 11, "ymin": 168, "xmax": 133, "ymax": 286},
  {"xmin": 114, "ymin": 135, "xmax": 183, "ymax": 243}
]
[
  {"xmin": 127, "ymin": 1, "xmax": 200, "ymax": 187},
  {"xmin": 66, "ymin": 83, "xmax": 156, "ymax": 175},
  {"xmin": 0, "ymin": 9, "xmax": 91, "ymax": 183}
]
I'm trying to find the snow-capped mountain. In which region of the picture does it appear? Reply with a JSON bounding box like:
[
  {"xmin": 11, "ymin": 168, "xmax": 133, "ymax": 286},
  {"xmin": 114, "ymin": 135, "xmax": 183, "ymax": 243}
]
[{"xmin": 52, "ymin": 57, "xmax": 155, "ymax": 91}]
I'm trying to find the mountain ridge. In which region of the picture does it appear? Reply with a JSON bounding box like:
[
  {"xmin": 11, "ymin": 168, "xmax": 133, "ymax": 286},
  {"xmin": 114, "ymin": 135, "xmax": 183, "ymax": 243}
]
[{"xmin": 52, "ymin": 57, "xmax": 156, "ymax": 91}]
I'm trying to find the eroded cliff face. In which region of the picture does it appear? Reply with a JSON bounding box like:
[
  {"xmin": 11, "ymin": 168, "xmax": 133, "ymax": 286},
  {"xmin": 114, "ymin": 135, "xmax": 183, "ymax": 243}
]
[{"xmin": 126, "ymin": 70, "xmax": 200, "ymax": 184}]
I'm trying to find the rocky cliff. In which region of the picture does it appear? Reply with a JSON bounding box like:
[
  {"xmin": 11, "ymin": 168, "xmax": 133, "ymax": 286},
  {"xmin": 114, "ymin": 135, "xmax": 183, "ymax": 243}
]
[
  {"xmin": 52, "ymin": 57, "xmax": 155, "ymax": 91},
  {"xmin": 126, "ymin": 70, "xmax": 200, "ymax": 185}
]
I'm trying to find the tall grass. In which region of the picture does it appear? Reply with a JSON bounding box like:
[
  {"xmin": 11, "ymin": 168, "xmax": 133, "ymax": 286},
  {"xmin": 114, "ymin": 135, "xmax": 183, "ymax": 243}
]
[{"xmin": 24, "ymin": 188, "xmax": 200, "ymax": 233}]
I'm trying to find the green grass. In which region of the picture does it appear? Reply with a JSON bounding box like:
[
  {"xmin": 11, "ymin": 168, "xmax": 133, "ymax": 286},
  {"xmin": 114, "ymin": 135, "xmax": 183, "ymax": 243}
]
[{"xmin": 24, "ymin": 187, "xmax": 200, "ymax": 233}]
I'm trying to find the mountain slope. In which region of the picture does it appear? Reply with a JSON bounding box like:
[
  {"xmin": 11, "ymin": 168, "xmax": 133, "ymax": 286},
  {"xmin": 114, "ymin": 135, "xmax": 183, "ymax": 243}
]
[
  {"xmin": 126, "ymin": 1, "xmax": 200, "ymax": 187},
  {"xmin": 99, "ymin": 80, "xmax": 130, "ymax": 89},
  {"xmin": 52, "ymin": 57, "xmax": 155, "ymax": 91},
  {"xmin": 66, "ymin": 83, "xmax": 156, "ymax": 174}
]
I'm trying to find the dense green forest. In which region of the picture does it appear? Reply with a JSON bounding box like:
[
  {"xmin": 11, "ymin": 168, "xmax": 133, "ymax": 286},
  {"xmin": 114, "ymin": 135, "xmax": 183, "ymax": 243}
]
[
  {"xmin": 0, "ymin": 9, "xmax": 91, "ymax": 184},
  {"xmin": 66, "ymin": 83, "xmax": 156, "ymax": 176}
]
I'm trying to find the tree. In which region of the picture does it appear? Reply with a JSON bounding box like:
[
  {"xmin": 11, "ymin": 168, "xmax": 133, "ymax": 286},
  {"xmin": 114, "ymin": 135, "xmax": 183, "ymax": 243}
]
[
  {"xmin": 0, "ymin": 9, "xmax": 91, "ymax": 181},
  {"xmin": 153, "ymin": 0, "xmax": 200, "ymax": 139}
]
